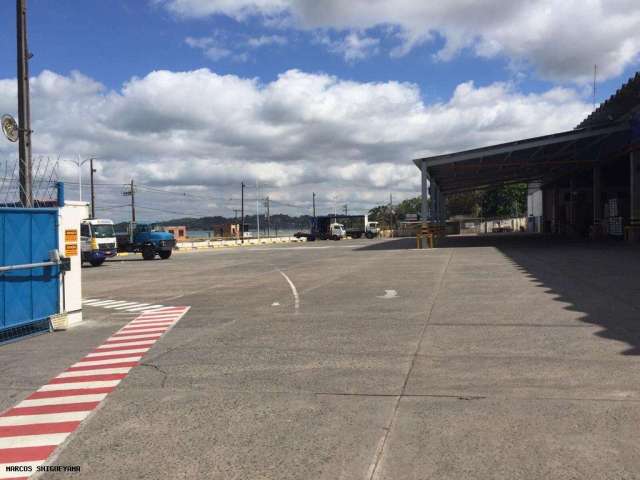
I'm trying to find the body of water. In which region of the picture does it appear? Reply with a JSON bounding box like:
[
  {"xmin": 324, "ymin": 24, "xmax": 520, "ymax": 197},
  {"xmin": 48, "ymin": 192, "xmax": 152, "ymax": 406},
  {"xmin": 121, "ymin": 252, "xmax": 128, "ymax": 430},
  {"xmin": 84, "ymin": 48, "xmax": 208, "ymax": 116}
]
[{"xmin": 187, "ymin": 229, "xmax": 301, "ymax": 238}]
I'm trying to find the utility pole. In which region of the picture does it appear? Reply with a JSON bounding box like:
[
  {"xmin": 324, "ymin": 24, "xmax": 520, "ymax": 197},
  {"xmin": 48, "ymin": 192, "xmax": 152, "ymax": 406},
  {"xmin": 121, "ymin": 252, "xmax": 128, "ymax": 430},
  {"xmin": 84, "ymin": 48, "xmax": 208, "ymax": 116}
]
[
  {"xmin": 90, "ymin": 158, "xmax": 96, "ymax": 218},
  {"xmin": 264, "ymin": 196, "xmax": 271, "ymax": 237},
  {"xmin": 343, "ymin": 204, "xmax": 348, "ymax": 215},
  {"xmin": 241, "ymin": 181, "xmax": 245, "ymax": 243},
  {"xmin": 17, "ymin": 0, "xmax": 33, "ymax": 207},
  {"xmin": 122, "ymin": 179, "xmax": 136, "ymax": 241},
  {"xmin": 256, "ymin": 179, "xmax": 260, "ymax": 240},
  {"xmin": 312, "ymin": 192, "xmax": 316, "ymax": 219},
  {"xmin": 388, "ymin": 193, "xmax": 393, "ymax": 230}
]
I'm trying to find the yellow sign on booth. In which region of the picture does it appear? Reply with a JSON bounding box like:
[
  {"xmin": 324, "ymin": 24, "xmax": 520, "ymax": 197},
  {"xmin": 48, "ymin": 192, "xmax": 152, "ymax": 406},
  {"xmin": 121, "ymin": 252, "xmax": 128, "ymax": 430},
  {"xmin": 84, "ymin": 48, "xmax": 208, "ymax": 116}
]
[
  {"xmin": 64, "ymin": 229, "xmax": 78, "ymax": 256},
  {"xmin": 65, "ymin": 229, "xmax": 78, "ymax": 243}
]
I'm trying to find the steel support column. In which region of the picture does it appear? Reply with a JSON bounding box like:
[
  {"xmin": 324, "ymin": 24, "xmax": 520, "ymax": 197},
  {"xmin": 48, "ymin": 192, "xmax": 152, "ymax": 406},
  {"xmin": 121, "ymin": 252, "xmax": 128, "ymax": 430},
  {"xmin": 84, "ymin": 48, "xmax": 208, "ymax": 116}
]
[
  {"xmin": 629, "ymin": 151, "xmax": 640, "ymax": 242},
  {"xmin": 593, "ymin": 165, "xmax": 602, "ymax": 225},
  {"xmin": 420, "ymin": 161, "xmax": 429, "ymax": 225}
]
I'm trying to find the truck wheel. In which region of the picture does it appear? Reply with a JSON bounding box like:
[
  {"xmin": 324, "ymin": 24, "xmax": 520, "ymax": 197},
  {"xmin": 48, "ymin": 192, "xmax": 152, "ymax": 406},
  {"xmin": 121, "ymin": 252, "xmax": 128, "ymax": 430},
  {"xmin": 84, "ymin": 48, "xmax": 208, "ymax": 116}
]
[
  {"xmin": 90, "ymin": 258, "xmax": 105, "ymax": 267},
  {"xmin": 142, "ymin": 247, "xmax": 155, "ymax": 261},
  {"xmin": 308, "ymin": 236, "xmax": 316, "ymax": 242},
  {"xmin": 352, "ymin": 232, "xmax": 362, "ymax": 239},
  {"xmin": 159, "ymin": 250, "xmax": 172, "ymax": 260},
  {"xmin": 365, "ymin": 231, "xmax": 374, "ymax": 239}
]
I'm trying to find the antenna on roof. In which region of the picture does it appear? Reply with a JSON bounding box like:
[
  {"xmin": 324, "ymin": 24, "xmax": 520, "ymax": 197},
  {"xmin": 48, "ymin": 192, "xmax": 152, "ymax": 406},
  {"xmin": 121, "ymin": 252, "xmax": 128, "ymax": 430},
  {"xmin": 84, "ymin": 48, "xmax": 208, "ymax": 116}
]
[{"xmin": 593, "ymin": 64, "xmax": 598, "ymax": 109}]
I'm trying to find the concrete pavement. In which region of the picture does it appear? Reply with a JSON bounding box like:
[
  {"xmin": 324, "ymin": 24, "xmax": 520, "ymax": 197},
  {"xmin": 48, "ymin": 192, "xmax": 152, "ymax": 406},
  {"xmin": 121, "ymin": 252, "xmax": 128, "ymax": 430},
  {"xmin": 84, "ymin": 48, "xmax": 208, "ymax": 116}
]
[{"xmin": 1, "ymin": 235, "xmax": 639, "ymax": 479}]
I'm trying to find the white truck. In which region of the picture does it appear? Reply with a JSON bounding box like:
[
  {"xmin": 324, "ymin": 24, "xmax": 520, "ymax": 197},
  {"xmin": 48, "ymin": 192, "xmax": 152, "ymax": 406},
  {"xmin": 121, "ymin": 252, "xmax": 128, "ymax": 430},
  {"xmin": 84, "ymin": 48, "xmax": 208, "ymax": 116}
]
[{"xmin": 80, "ymin": 219, "xmax": 117, "ymax": 266}]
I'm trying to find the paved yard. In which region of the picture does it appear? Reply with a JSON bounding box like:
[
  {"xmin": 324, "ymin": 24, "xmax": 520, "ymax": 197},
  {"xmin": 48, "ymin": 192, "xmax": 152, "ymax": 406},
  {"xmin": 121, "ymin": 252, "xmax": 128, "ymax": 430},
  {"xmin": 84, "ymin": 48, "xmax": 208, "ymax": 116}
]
[{"xmin": 1, "ymin": 235, "xmax": 639, "ymax": 479}]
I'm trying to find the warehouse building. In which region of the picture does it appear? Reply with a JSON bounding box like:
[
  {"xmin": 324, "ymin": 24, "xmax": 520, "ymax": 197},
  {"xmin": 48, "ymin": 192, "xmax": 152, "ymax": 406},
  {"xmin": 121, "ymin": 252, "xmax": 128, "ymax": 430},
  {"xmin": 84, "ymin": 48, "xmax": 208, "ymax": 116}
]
[{"xmin": 414, "ymin": 72, "xmax": 640, "ymax": 242}]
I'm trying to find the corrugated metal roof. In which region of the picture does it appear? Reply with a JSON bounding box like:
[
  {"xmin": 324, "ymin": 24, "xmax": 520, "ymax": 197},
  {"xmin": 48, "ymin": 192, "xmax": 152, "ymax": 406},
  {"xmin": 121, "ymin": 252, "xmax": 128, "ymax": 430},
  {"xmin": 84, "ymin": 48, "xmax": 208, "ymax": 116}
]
[{"xmin": 578, "ymin": 72, "xmax": 640, "ymax": 128}]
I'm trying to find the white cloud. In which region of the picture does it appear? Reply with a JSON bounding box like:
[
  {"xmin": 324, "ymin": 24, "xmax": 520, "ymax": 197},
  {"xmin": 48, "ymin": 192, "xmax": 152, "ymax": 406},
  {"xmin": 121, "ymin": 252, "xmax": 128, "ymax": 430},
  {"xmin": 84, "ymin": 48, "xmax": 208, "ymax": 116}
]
[
  {"xmin": 317, "ymin": 31, "xmax": 380, "ymax": 62},
  {"xmin": 246, "ymin": 34, "xmax": 287, "ymax": 48},
  {"xmin": 185, "ymin": 36, "xmax": 237, "ymax": 61},
  {"xmin": 160, "ymin": 0, "xmax": 640, "ymax": 83},
  {"xmin": 0, "ymin": 68, "xmax": 590, "ymax": 219}
]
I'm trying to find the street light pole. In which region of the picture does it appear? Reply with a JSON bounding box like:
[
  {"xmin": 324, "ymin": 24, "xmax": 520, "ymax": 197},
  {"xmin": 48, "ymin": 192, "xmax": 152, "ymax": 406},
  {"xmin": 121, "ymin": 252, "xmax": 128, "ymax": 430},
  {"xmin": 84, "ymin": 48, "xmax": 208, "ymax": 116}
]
[
  {"xmin": 256, "ymin": 179, "xmax": 260, "ymax": 240},
  {"xmin": 241, "ymin": 181, "xmax": 245, "ymax": 244},
  {"xmin": 90, "ymin": 158, "xmax": 96, "ymax": 218}
]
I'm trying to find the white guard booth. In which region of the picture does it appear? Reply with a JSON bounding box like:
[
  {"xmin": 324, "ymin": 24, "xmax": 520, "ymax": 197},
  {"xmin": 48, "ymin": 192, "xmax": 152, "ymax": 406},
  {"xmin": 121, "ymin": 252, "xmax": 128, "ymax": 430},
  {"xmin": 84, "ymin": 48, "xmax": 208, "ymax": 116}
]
[{"xmin": 57, "ymin": 201, "xmax": 89, "ymax": 328}]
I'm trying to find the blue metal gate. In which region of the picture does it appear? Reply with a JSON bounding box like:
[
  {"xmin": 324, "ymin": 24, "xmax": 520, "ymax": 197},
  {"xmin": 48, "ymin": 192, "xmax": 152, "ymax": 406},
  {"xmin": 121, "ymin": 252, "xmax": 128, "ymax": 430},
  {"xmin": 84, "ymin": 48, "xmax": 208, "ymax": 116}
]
[{"xmin": 0, "ymin": 207, "xmax": 60, "ymax": 340}]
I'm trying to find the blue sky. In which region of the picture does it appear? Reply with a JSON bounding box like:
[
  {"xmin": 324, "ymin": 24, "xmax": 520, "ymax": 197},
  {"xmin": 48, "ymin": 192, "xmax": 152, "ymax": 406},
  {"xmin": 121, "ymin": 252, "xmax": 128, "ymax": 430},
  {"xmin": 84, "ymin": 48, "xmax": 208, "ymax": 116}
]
[
  {"xmin": 1, "ymin": 1, "xmax": 634, "ymax": 103},
  {"xmin": 0, "ymin": 1, "xmax": 639, "ymax": 220}
]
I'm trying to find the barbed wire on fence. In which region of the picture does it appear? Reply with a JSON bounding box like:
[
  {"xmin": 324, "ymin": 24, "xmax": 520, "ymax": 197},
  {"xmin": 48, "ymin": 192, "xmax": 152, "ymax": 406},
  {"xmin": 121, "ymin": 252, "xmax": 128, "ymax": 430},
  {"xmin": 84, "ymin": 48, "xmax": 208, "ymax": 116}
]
[{"xmin": 0, "ymin": 156, "xmax": 60, "ymax": 207}]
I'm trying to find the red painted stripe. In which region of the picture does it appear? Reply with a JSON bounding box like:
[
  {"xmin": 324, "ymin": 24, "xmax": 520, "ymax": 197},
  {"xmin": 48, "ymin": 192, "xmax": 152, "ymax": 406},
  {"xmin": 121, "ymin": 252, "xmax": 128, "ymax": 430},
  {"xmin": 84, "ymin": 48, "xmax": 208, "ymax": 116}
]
[
  {"xmin": 49, "ymin": 373, "xmax": 127, "ymax": 384},
  {"xmin": 105, "ymin": 336, "xmax": 161, "ymax": 344},
  {"xmin": 89, "ymin": 345, "xmax": 151, "ymax": 354},
  {"xmin": 3, "ymin": 476, "xmax": 29, "ymax": 480},
  {"xmin": 66, "ymin": 362, "xmax": 138, "ymax": 372},
  {"xmin": 124, "ymin": 318, "xmax": 175, "ymax": 323},
  {"xmin": 134, "ymin": 316, "xmax": 178, "ymax": 320},
  {"xmin": 125, "ymin": 321, "xmax": 174, "ymax": 326},
  {"xmin": 80, "ymin": 352, "xmax": 145, "ymax": 362},
  {"xmin": 3, "ymin": 402, "xmax": 100, "ymax": 417},
  {"xmin": 28, "ymin": 387, "xmax": 115, "ymax": 400},
  {"xmin": 0, "ymin": 421, "xmax": 81, "ymax": 437},
  {"xmin": 143, "ymin": 307, "xmax": 186, "ymax": 312},
  {"xmin": 118, "ymin": 327, "xmax": 168, "ymax": 333},
  {"xmin": 0, "ymin": 445, "xmax": 56, "ymax": 463}
]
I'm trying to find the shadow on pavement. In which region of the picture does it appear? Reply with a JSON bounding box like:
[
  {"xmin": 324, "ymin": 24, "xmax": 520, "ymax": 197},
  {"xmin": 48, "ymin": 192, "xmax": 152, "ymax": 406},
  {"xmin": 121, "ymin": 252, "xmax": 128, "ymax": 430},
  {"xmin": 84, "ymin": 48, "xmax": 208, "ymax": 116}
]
[{"xmin": 355, "ymin": 238, "xmax": 418, "ymax": 250}]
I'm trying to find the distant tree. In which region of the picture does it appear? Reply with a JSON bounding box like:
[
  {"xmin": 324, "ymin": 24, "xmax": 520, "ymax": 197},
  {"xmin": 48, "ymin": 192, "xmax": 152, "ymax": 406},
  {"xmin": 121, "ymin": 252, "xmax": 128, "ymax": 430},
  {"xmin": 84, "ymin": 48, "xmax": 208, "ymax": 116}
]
[
  {"xmin": 482, "ymin": 184, "xmax": 527, "ymax": 217},
  {"xmin": 446, "ymin": 191, "xmax": 484, "ymax": 217}
]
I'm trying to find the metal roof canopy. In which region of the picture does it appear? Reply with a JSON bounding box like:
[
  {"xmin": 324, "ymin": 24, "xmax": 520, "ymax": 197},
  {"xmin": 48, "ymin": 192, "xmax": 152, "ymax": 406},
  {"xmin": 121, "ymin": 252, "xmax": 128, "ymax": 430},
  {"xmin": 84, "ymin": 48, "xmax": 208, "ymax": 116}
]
[{"xmin": 413, "ymin": 122, "xmax": 630, "ymax": 194}]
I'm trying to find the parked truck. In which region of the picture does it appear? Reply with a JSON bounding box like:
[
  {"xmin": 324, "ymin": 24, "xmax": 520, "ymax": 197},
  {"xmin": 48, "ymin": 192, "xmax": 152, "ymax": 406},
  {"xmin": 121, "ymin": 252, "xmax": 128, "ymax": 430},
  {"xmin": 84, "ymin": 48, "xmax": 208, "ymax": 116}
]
[
  {"xmin": 331, "ymin": 214, "xmax": 379, "ymax": 239},
  {"xmin": 116, "ymin": 223, "xmax": 176, "ymax": 260},
  {"xmin": 80, "ymin": 219, "xmax": 118, "ymax": 267},
  {"xmin": 295, "ymin": 216, "xmax": 346, "ymax": 241}
]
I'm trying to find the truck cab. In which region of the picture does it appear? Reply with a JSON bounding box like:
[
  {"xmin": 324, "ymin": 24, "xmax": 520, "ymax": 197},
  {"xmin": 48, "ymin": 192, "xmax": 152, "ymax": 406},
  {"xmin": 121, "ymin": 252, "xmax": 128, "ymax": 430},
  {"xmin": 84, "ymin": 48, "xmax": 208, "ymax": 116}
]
[
  {"xmin": 366, "ymin": 221, "xmax": 379, "ymax": 238},
  {"xmin": 330, "ymin": 223, "xmax": 346, "ymax": 240},
  {"xmin": 80, "ymin": 219, "xmax": 117, "ymax": 267},
  {"xmin": 117, "ymin": 223, "xmax": 176, "ymax": 260}
]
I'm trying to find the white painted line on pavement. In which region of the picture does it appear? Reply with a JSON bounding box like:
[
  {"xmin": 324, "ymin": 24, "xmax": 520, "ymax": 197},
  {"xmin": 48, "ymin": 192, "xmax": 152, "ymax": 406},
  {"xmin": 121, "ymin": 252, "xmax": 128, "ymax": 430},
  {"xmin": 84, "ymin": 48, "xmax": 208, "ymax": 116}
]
[{"xmin": 278, "ymin": 269, "xmax": 300, "ymax": 312}]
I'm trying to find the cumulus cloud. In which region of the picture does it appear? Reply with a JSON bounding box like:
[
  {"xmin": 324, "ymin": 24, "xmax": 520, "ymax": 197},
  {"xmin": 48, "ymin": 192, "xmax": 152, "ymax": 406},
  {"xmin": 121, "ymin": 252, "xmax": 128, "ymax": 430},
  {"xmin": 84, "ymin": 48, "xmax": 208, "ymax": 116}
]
[
  {"xmin": 0, "ymin": 68, "xmax": 590, "ymax": 219},
  {"xmin": 160, "ymin": 0, "xmax": 640, "ymax": 83},
  {"xmin": 185, "ymin": 36, "xmax": 238, "ymax": 61},
  {"xmin": 246, "ymin": 34, "xmax": 288, "ymax": 48},
  {"xmin": 316, "ymin": 31, "xmax": 380, "ymax": 62}
]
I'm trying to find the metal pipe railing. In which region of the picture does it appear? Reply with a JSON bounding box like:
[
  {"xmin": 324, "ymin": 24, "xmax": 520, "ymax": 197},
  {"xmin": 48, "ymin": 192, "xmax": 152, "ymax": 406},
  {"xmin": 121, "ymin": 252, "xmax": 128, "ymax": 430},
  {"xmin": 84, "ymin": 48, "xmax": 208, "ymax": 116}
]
[{"xmin": 0, "ymin": 261, "xmax": 58, "ymax": 273}]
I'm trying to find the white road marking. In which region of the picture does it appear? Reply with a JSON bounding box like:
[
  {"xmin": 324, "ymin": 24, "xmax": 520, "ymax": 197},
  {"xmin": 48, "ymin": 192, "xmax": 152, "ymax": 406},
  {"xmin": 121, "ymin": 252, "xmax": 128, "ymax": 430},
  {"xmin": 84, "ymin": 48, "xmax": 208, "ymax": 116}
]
[
  {"xmin": 17, "ymin": 394, "xmax": 109, "ymax": 408},
  {"xmin": 96, "ymin": 340, "xmax": 156, "ymax": 349},
  {"xmin": 57, "ymin": 367, "xmax": 132, "ymax": 378},
  {"xmin": 127, "ymin": 304, "xmax": 164, "ymax": 312},
  {"xmin": 377, "ymin": 290, "xmax": 398, "ymax": 299},
  {"xmin": 102, "ymin": 301, "xmax": 135, "ymax": 309},
  {"xmin": 0, "ymin": 411, "xmax": 92, "ymax": 426},
  {"xmin": 108, "ymin": 333, "xmax": 164, "ymax": 342},
  {"xmin": 72, "ymin": 356, "xmax": 142, "ymax": 367},
  {"xmin": 278, "ymin": 269, "xmax": 300, "ymax": 312},
  {"xmin": 85, "ymin": 300, "xmax": 121, "ymax": 306},
  {"xmin": 38, "ymin": 380, "xmax": 122, "ymax": 391},
  {"xmin": 0, "ymin": 432, "xmax": 71, "ymax": 449},
  {"xmin": 114, "ymin": 302, "xmax": 150, "ymax": 310},
  {"xmin": 85, "ymin": 348, "xmax": 150, "ymax": 357},
  {"xmin": 271, "ymin": 302, "xmax": 280, "ymax": 306}
]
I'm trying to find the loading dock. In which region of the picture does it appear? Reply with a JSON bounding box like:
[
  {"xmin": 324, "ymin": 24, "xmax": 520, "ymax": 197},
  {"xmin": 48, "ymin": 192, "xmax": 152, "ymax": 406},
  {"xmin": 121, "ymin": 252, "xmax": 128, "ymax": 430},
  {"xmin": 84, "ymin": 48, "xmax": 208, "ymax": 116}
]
[{"xmin": 414, "ymin": 72, "xmax": 640, "ymax": 243}]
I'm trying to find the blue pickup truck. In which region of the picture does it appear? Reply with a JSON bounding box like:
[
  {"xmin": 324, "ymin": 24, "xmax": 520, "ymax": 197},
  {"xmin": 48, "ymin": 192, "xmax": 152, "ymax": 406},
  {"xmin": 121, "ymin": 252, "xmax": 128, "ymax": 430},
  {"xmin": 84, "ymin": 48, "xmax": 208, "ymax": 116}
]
[{"xmin": 116, "ymin": 223, "xmax": 176, "ymax": 260}]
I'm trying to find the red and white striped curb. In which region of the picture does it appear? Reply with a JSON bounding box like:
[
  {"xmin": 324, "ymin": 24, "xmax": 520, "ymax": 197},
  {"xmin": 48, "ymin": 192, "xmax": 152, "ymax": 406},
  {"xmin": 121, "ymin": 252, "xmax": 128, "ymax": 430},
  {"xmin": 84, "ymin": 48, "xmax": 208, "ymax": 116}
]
[{"xmin": 0, "ymin": 306, "xmax": 190, "ymax": 480}]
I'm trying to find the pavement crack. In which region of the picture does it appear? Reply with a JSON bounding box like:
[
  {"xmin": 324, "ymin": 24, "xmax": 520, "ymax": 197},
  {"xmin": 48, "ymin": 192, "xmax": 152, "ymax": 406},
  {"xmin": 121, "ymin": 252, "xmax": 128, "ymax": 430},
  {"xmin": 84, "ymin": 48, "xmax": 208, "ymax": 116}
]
[
  {"xmin": 139, "ymin": 362, "xmax": 169, "ymax": 388},
  {"xmin": 366, "ymin": 249, "xmax": 455, "ymax": 480}
]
